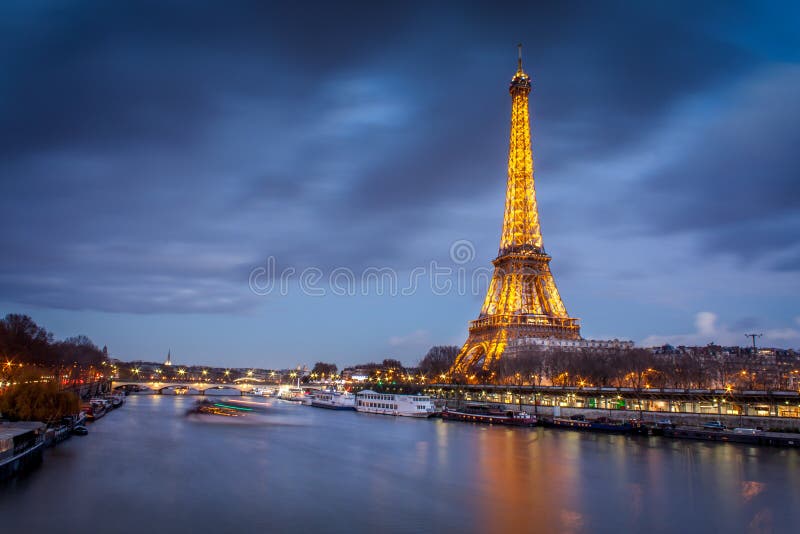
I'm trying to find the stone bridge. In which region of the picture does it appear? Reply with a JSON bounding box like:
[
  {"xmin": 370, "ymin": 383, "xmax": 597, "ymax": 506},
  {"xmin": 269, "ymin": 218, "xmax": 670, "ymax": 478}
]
[{"xmin": 111, "ymin": 380, "xmax": 262, "ymax": 395}]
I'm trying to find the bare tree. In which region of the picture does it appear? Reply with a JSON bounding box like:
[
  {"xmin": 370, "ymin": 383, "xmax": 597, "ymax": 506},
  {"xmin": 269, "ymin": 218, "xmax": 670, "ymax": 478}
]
[{"xmin": 418, "ymin": 346, "xmax": 459, "ymax": 378}]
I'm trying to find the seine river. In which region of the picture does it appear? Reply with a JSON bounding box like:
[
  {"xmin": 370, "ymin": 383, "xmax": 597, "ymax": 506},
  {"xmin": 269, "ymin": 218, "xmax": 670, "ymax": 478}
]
[{"xmin": 2, "ymin": 395, "xmax": 799, "ymax": 533}]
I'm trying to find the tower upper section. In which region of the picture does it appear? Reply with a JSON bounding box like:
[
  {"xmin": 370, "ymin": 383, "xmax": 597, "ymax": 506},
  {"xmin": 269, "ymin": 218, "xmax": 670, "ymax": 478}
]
[{"xmin": 499, "ymin": 45, "xmax": 542, "ymax": 256}]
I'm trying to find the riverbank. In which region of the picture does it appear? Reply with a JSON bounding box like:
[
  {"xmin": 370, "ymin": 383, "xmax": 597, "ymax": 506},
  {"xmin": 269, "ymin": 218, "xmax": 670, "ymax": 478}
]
[
  {"xmin": 516, "ymin": 404, "xmax": 800, "ymax": 434},
  {"xmin": 431, "ymin": 399, "xmax": 799, "ymax": 447}
]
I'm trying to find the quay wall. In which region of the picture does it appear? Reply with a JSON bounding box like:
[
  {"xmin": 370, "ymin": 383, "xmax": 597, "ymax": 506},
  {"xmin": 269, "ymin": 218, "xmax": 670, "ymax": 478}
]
[{"xmin": 64, "ymin": 380, "xmax": 110, "ymax": 399}]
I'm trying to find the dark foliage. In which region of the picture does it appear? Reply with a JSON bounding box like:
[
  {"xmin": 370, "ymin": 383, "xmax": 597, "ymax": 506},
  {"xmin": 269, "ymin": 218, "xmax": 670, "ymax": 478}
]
[
  {"xmin": 0, "ymin": 314, "xmax": 106, "ymax": 367},
  {"xmin": 311, "ymin": 362, "xmax": 338, "ymax": 377},
  {"xmin": 0, "ymin": 379, "xmax": 80, "ymax": 423},
  {"xmin": 418, "ymin": 346, "xmax": 459, "ymax": 377}
]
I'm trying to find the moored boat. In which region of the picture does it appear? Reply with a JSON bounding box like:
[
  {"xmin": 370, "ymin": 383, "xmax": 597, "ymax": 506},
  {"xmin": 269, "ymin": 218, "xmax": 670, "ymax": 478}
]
[
  {"xmin": 543, "ymin": 415, "xmax": 634, "ymax": 433},
  {"xmin": 310, "ymin": 390, "xmax": 356, "ymax": 410},
  {"xmin": 441, "ymin": 403, "xmax": 536, "ymax": 427},
  {"xmin": 1, "ymin": 421, "xmax": 46, "ymax": 481},
  {"xmin": 279, "ymin": 387, "xmax": 308, "ymax": 403},
  {"xmin": 108, "ymin": 393, "xmax": 124, "ymax": 409},
  {"xmin": 44, "ymin": 424, "xmax": 72, "ymax": 447},
  {"xmin": 355, "ymin": 390, "xmax": 435, "ymax": 418},
  {"xmin": 66, "ymin": 411, "xmax": 87, "ymax": 427},
  {"xmin": 84, "ymin": 398, "xmax": 110, "ymax": 421}
]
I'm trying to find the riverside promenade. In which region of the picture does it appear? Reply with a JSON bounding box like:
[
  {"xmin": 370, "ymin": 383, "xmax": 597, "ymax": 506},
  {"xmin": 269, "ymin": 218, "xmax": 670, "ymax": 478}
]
[{"xmin": 427, "ymin": 383, "xmax": 800, "ymax": 432}]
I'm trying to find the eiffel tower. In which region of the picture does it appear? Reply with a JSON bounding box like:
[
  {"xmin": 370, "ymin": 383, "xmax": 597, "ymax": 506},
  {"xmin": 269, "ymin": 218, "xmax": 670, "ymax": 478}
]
[{"xmin": 451, "ymin": 46, "xmax": 581, "ymax": 376}]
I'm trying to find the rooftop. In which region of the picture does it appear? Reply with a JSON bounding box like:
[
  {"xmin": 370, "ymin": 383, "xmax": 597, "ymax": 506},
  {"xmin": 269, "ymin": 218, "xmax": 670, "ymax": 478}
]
[{"xmin": 0, "ymin": 421, "xmax": 45, "ymax": 440}]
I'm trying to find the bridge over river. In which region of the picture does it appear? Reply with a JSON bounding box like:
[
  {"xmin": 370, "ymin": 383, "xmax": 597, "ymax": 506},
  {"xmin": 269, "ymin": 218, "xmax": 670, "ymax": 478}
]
[{"xmin": 112, "ymin": 379, "xmax": 267, "ymax": 395}]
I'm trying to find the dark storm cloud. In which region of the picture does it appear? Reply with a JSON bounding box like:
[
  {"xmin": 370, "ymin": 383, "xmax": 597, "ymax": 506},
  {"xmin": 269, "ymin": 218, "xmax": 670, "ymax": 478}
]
[
  {"xmin": 0, "ymin": 1, "xmax": 791, "ymax": 313},
  {"xmin": 628, "ymin": 65, "xmax": 800, "ymax": 268},
  {"xmin": 341, "ymin": 1, "xmax": 757, "ymax": 210}
]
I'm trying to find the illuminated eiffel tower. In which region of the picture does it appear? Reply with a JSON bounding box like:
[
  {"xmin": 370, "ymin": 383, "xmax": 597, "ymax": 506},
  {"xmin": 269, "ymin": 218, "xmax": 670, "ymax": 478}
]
[{"xmin": 451, "ymin": 47, "xmax": 581, "ymax": 375}]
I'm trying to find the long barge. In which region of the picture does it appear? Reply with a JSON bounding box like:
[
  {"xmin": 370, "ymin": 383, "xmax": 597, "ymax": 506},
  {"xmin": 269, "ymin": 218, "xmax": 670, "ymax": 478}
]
[
  {"xmin": 0, "ymin": 422, "xmax": 46, "ymax": 481},
  {"xmin": 662, "ymin": 427, "xmax": 800, "ymax": 447},
  {"xmin": 441, "ymin": 404, "xmax": 536, "ymax": 427},
  {"xmin": 541, "ymin": 416, "xmax": 635, "ymax": 433}
]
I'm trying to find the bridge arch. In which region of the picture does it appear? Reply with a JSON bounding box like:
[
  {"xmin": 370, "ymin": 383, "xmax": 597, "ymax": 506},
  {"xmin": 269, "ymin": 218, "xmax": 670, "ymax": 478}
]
[{"xmin": 112, "ymin": 381, "xmax": 247, "ymax": 395}]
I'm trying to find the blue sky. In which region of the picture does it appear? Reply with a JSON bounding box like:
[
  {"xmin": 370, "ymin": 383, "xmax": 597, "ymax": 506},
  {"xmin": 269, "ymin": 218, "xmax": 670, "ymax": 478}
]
[{"xmin": 1, "ymin": 1, "xmax": 799, "ymax": 368}]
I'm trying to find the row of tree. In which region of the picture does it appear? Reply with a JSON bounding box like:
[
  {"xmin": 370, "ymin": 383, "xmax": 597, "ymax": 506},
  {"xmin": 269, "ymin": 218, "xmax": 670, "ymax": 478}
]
[
  {"xmin": 0, "ymin": 314, "xmax": 108, "ymax": 368},
  {"xmin": 310, "ymin": 362, "xmax": 338, "ymax": 377},
  {"xmin": 454, "ymin": 347, "xmax": 798, "ymax": 390}
]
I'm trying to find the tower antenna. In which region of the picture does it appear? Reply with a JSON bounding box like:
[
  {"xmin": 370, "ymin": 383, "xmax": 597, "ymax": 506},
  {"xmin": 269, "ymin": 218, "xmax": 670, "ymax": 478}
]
[
  {"xmin": 744, "ymin": 333, "xmax": 762, "ymax": 355},
  {"xmin": 517, "ymin": 43, "xmax": 523, "ymax": 71}
]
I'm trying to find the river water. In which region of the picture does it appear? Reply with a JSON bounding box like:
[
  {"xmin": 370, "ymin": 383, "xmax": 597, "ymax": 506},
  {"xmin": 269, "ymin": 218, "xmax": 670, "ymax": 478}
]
[{"xmin": 2, "ymin": 395, "xmax": 799, "ymax": 533}]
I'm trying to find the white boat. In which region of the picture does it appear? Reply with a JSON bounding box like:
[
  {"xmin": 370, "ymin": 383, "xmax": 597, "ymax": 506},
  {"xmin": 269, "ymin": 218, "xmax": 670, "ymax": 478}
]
[
  {"xmin": 355, "ymin": 390, "xmax": 435, "ymax": 418},
  {"xmin": 279, "ymin": 387, "xmax": 307, "ymax": 402},
  {"xmin": 310, "ymin": 390, "xmax": 356, "ymax": 410}
]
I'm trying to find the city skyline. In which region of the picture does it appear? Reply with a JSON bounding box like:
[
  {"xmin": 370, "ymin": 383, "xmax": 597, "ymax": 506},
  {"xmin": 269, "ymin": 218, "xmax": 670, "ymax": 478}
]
[{"xmin": 2, "ymin": 2, "xmax": 799, "ymax": 368}]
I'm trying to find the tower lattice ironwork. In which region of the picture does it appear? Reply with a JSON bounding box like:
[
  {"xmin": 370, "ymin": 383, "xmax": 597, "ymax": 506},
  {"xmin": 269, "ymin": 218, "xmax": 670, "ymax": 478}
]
[{"xmin": 451, "ymin": 47, "xmax": 580, "ymax": 375}]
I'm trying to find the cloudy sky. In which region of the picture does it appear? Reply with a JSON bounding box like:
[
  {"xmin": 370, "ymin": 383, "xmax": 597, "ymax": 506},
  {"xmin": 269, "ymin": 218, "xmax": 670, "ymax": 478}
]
[{"xmin": 2, "ymin": 1, "xmax": 798, "ymax": 368}]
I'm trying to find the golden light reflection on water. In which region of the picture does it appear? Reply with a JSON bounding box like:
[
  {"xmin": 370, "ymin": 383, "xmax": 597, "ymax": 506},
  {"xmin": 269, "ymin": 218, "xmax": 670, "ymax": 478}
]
[
  {"xmin": 741, "ymin": 480, "xmax": 766, "ymax": 503},
  {"xmin": 456, "ymin": 429, "xmax": 799, "ymax": 533},
  {"xmin": 749, "ymin": 509, "xmax": 773, "ymax": 533},
  {"xmin": 472, "ymin": 428, "xmax": 586, "ymax": 533}
]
